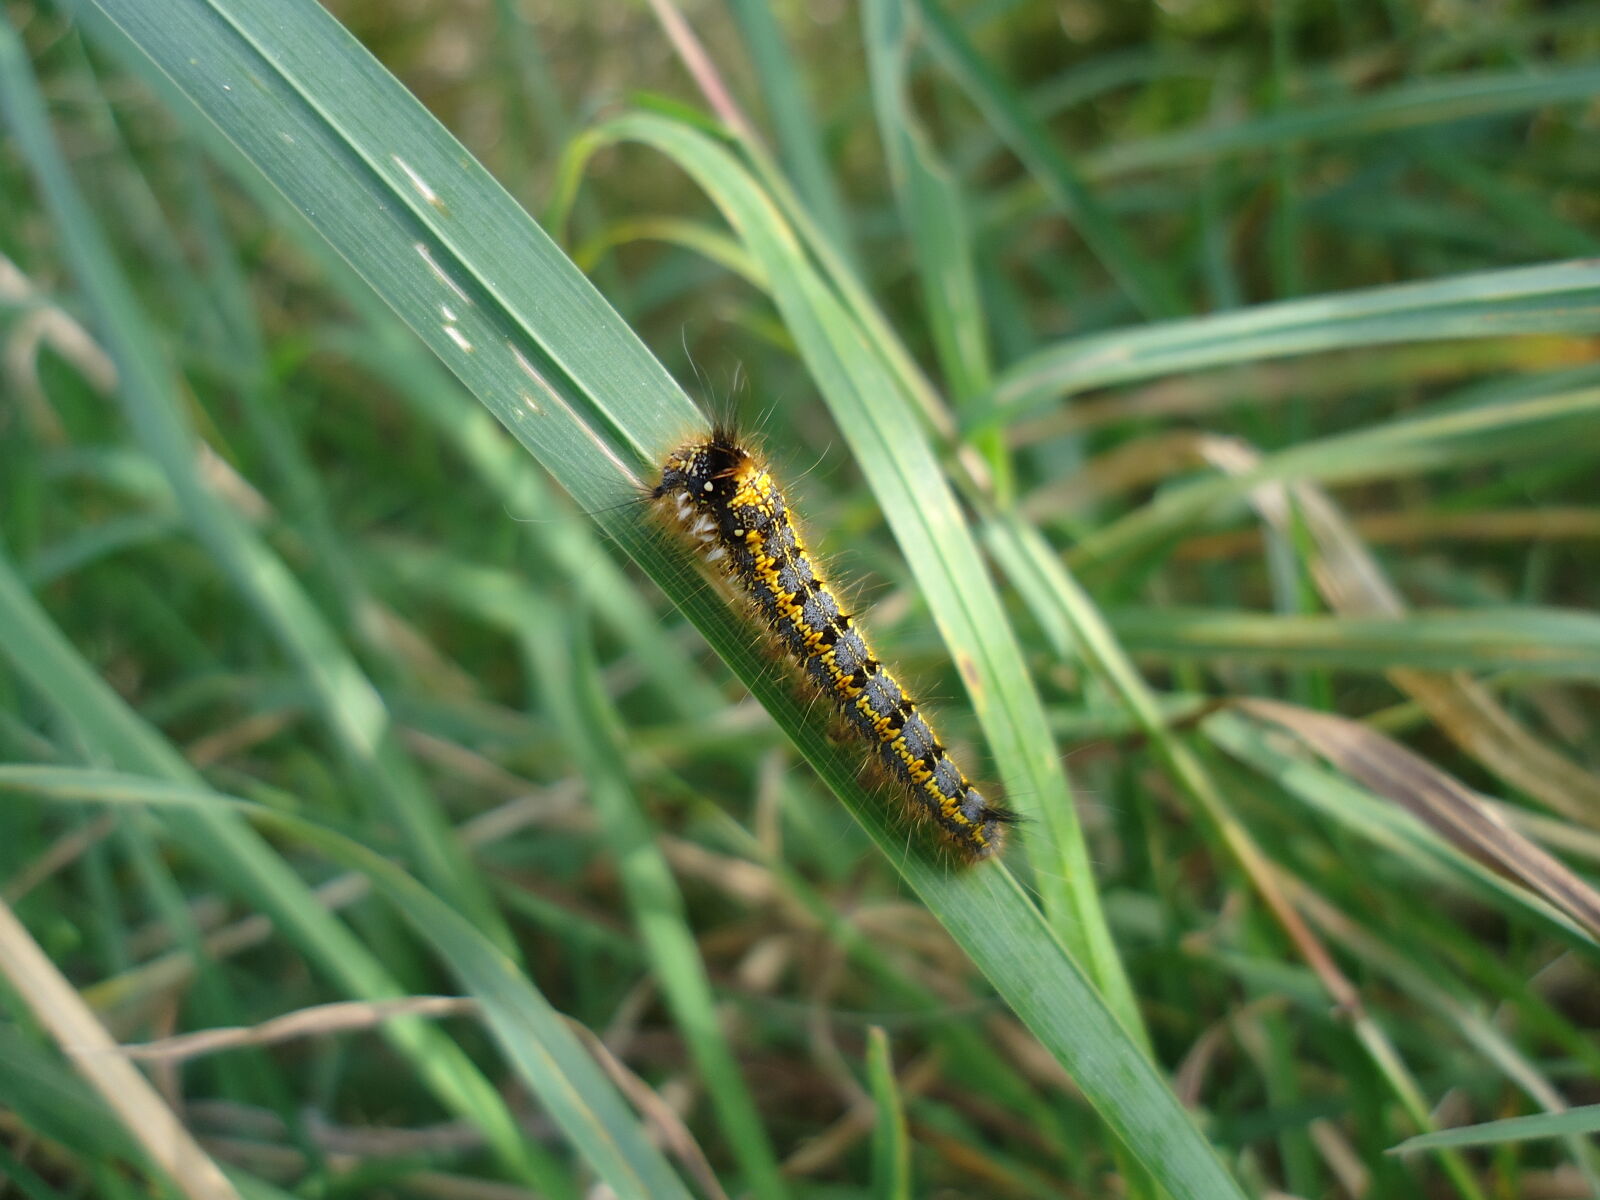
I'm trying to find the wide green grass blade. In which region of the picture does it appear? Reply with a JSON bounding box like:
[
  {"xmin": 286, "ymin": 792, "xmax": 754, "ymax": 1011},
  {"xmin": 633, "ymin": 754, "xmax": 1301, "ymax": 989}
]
[
  {"xmin": 990, "ymin": 260, "xmax": 1600, "ymax": 425},
  {"xmin": 69, "ymin": 1, "xmax": 1246, "ymax": 1195}
]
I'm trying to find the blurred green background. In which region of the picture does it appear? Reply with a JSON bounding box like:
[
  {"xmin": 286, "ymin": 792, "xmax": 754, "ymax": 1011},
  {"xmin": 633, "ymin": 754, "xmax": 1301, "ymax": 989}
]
[{"xmin": 2, "ymin": 1, "xmax": 1598, "ymax": 1198}]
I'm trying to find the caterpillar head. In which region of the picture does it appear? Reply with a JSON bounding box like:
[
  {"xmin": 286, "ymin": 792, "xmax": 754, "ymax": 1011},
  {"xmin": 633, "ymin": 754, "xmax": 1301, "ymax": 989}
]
[{"xmin": 654, "ymin": 430, "xmax": 753, "ymax": 508}]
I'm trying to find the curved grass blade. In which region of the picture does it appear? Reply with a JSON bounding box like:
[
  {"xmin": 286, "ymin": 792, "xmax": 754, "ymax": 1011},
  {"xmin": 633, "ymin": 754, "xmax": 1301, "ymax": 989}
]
[
  {"xmin": 723, "ymin": 0, "xmax": 854, "ymax": 260},
  {"xmin": 1203, "ymin": 710, "xmax": 1598, "ymax": 949},
  {"xmin": 1227, "ymin": 699, "xmax": 1600, "ymax": 941},
  {"xmin": 989, "ymin": 260, "xmax": 1600, "ymax": 428},
  {"xmin": 1391, "ymin": 1105, "xmax": 1600, "ymax": 1154},
  {"xmin": 864, "ymin": 0, "xmax": 993, "ymax": 410},
  {"xmin": 864, "ymin": 0, "xmax": 1008, "ymax": 494}
]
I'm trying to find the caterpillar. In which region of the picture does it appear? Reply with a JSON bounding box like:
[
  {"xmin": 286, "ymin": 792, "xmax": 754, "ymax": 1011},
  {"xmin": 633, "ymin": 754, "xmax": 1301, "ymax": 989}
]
[{"xmin": 653, "ymin": 427, "xmax": 1017, "ymax": 862}]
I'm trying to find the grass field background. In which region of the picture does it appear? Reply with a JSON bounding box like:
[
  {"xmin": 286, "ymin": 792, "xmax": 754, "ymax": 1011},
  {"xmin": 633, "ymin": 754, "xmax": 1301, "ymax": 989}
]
[{"xmin": 1, "ymin": 1, "xmax": 1598, "ymax": 1197}]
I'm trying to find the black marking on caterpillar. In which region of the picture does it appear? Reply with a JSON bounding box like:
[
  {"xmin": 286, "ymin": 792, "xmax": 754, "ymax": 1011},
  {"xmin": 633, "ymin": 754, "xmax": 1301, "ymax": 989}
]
[{"xmin": 653, "ymin": 426, "xmax": 1017, "ymax": 862}]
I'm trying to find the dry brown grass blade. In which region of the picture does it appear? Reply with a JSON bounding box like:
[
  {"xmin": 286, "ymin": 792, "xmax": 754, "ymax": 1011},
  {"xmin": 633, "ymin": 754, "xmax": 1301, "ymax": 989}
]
[
  {"xmin": 3, "ymin": 813, "xmax": 119, "ymax": 902},
  {"xmin": 1197, "ymin": 438, "xmax": 1600, "ymax": 826},
  {"xmin": 567, "ymin": 1019, "xmax": 731, "ymax": 1200},
  {"xmin": 1237, "ymin": 697, "xmax": 1600, "ymax": 940},
  {"xmin": 0, "ymin": 896, "xmax": 241, "ymax": 1200},
  {"xmin": 117, "ymin": 996, "xmax": 478, "ymax": 1064},
  {"xmin": 0, "ymin": 251, "xmax": 115, "ymax": 445},
  {"xmin": 641, "ymin": 0, "xmax": 756, "ymax": 142},
  {"xmin": 87, "ymin": 784, "xmax": 583, "ymax": 1031}
]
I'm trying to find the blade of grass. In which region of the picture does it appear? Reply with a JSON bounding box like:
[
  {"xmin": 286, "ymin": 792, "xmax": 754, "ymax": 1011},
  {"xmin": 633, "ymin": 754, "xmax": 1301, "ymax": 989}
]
[
  {"xmin": 1283, "ymin": 889, "xmax": 1600, "ymax": 1191},
  {"xmin": 1232, "ymin": 698, "xmax": 1600, "ymax": 940},
  {"xmin": 913, "ymin": 0, "xmax": 1185, "ymax": 320},
  {"xmin": 482, "ymin": 590, "xmax": 788, "ymax": 1200},
  {"xmin": 1085, "ymin": 63, "xmax": 1600, "ymax": 178},
  {"xmin": 1391, "ymin": 1106, "xmax": 1600, "ymax": 1154},
  {"xmin": 977, "ymin": 506, "xmax": 1513, "ymax": 1199},
  {"xmin": 0, "ymin": 893, "xmax": 240, "ymax": 1200},
  {"xmin": 1203, "ymin": 710, "xmax": 1597, "ymax": 948},
  {"xmin": 989, "ymin": 259, "xmax": 1600, "ymax": 427},
  {"xmin": 864, "ymin": 0, "xmax": 1007, "ymax": 494},
  {"xmin": 722, "ymin": 0, "xmax": 854, "ymax": 261},
  {"xmin": 866, "ymin": 1028, "xmax": 912, "ymax": 1200},
  {"xmin": 1071, "ymin": 386, "xmax": 1600, "ymax": 571},
  {"xmin": 1107, "ymin": 606, "xmax": 1600, "ymax": 680}
]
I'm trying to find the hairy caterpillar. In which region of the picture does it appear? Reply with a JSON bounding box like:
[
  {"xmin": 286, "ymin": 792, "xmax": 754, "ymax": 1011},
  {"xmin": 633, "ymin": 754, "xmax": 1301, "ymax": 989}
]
[{"xmin": 653, "ymin": 427, "xmax": 1016, "ymax": 862}]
